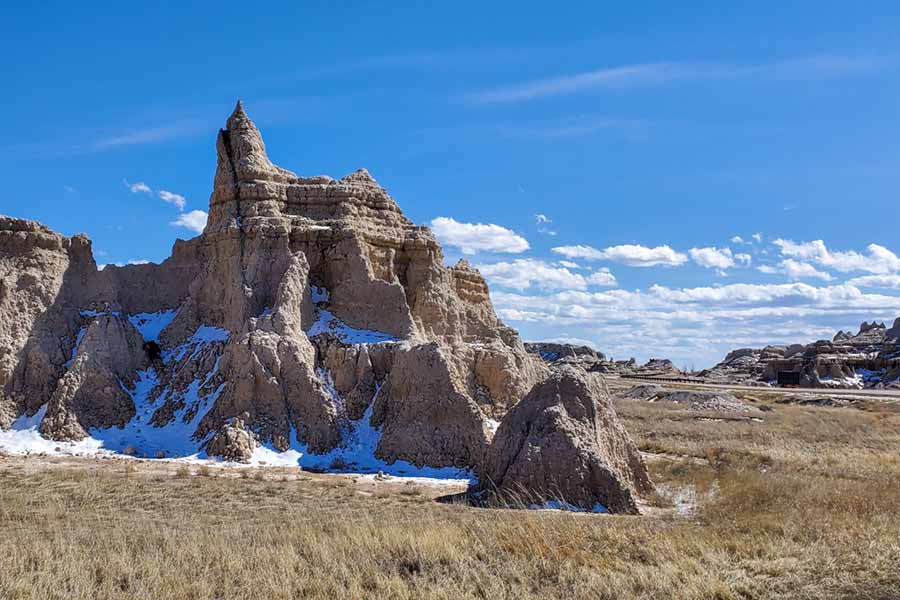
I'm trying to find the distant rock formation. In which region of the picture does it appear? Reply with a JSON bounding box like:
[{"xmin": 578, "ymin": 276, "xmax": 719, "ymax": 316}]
[
  {"xmin": 525, "ymin": 343, "xmax": 683, "ymax": 378},
  {"xmin": 705, "ymin": 320, "xmax": 900, "ymax": 389},
  {"xmin": 0, "ymin": 102, "xmax": 652, "ymax": 513}
]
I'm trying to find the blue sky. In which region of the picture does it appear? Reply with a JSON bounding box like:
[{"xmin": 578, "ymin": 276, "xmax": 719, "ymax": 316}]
[{"xmin": 3, "ymin": 2, "xmax": 900, "ymax": 366}]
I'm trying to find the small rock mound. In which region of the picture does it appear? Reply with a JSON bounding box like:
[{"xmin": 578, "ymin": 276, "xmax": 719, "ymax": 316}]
[
  {"xmin": 621, "ymin": 383, "xmax": 663, "ymax": 400},
  {"xmin": 206, "ymin": 417, "xmax": 257, "ymax": 462},
  {"xmin": 475, "ymin": 368, "xmax": 652, "ymax": 514},
  {"xmin": 620, "ymin": 385, "xmax": 751, "ymax": 412}
]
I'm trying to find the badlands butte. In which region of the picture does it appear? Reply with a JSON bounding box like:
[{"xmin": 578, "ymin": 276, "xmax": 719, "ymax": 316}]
[{"xmin": 0, "ymin": 102, "xmax": 652, "ymax": 514}]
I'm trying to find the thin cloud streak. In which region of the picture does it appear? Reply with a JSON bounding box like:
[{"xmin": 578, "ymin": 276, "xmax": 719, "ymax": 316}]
[{"xmin": 464, "ymin": 55, "xmax": 887, "ymax": 103}]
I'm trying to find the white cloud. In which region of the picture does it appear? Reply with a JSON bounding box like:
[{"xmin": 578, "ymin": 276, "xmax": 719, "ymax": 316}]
[
  {"xmin": 586, "ymin": 268, "xmax": 617, "ymax": 287},
  {"xmin": 757, "ymin": 259, "xmax": 833, "ymax": 281},
  {"xmin": 752, "ymin": 233, "xmax": 763, "ymax": 243},
  {"xmin": 125, "ymin": 180, "xmax": 151, "ymax": 194},
  {"xmin": 735, "ymin": 253, "xmax": 752, "ymax": 267},
  {"xmin": 774, "ymin": 239, "xmax": 900, "ymax": 274},
  {"xmin": 533, "ymin": 213, "xmax": 556, "ymax": 236},
  {"xmin": 464, "ymin": 55, "xmax": 884, "ymax": 103},
  {"xmin": 557, "ymin": 260, "xmax": 582, "ymax": 270},
  {"xmin": 780, "ymin": 259, "xmax": 833, "ymax": 281},
  {"xmin": 430, "ymin": 217, "xmax": 529, "ymax": 255},
  {"xmin": 490, "ymin": 280, "xmax": 900, "ymax": 365},
  {"xmin": 552, "ymin": 244, "xmax": 688, "ymax": 267},
  {"xmin": 170, "ymin": 210, "xmax": 208, "ymax": 234},
  {"xmin": 127, "ymin": 259, "xmax": 151, "ymax": 265},
  {"xmin": 731, "ymin": 235, "xmax": 745, "ymax": 244},
  {"xmin": 689, "ymin": 246, "xmax": 735, "ymax": 269},
  {"xmin": 476, "ymin": 259, "xmax": 587, "ymax": 291},
  {"xmin": 158, "ymin": 190, "xmax": 187, "ymax": 211},
  {"xmin": 847, "ymin": 274, "xmax": 900, "ymax": 289}
]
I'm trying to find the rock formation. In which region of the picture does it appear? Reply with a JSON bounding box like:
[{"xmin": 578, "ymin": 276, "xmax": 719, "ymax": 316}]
[
  {"xmin": 477, "ymin": 368, "xmax": 652, "ymax": 514},
  {"xmin": 0, "ymin": 102, "xmax": 652, "ymax": 513},
  {"xmin": 704, "ymin": 320, "xmax": 900, "ymax": 389},
  {"xmin": 525, "ymin": 343, "xmax": 684, "ymax": 378}
]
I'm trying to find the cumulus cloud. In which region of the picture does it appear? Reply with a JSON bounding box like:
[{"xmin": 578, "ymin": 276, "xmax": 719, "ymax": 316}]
[
  {"xmin": 476, "ymin": 259, "xmax": 616, "ymax": 291},
  {"xmin": 552, "ymin": 243, "xmax": 688, "ymax": 267},
  {"xmin": 780, "ymin": 259, "xmax": 833, "ymax": 281},
  {"xmin": 430, "ymin": 217, "xmax": 529, "ymax": 255},
  {"xmin": 847, "ymin": 274, "xmax": 900, "ymax": 289},
  {"xmin": 752, "ymin": 233, "xmax": 763, "ymax": 243},
  {"xmin": 158, "ymin": 190, "xmax": 187, "ymax": 211},
  {"xmin": 731, "ymin": 235, "xmax": 745, "ymax": 244},
  {"xmin": 689, "ymin": 246, "xmax": 735, "ymax": 270},
  {"xmin": 170, "ymin": 210, "xmax": 208, "ymax": 234},
  {"xmin": 774, "ymin": 239, "xmax": 900, "ymax": 275},
  {"xmin": 586, "ymin": 268, "xmax": 617, "ymax": 287},
  {"xmin": 490, "ymin": 280, "xmax": 900, "ymax": 366}
]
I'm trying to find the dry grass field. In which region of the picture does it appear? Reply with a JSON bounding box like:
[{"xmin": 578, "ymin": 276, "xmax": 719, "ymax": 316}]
[{"xmin": 2, "ymin": 386, "xmax": 899, "ymax": 599}]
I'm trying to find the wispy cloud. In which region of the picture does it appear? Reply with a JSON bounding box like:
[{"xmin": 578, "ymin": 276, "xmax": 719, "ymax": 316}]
[
  {"xmin": 158, "ymin": 190, "xmax": 186, "ymax": 211},
  {"xmin": 88, "ymin": 121, "xmax": 205, "ymax": 151},
  {"xmin": 14, "ymin": 118, "xmax": 211, "ymax": 157},
  {"xmin": 464, "ymin": 55, "xmax": 886, "ymax": 103}
]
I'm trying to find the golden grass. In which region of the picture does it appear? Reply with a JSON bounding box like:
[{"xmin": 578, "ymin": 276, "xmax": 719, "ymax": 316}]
[{"xmin": 1, "ymin": 397, "xmax": 899, "ymax": 599}]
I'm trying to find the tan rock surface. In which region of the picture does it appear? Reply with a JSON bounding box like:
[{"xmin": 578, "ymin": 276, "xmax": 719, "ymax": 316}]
[{"xmin": 477, "ymin": 367, "xmax": 652, "ymax": 514}]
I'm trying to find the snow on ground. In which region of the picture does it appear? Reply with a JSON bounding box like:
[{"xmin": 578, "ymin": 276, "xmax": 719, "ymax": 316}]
[
  {"xmin": 307, "ymin": 285, "xmax": 397, "ymax": 345},
  {"xmin": 90, "ymin": 364, "xmax": 225, "ymax": 460},
  {"xmin": 528, "ymin": 500, "xmax": 609, "ymax": 514},
  {"xmin": 311, "ymin": 285, "xmax": 329, "ymax": 303},
  {"xmin": 249, "ymin": 385, "xmax": 474, "ymax": 485},
  {"xmin": 857, "ymin": 368, "xmax": 884, "ymax": 385},
  {"xmin": 128, "ymin": 310, "xmax": 178, "ymax": 342},
  {"xmin": 0, "ymin": 405, "xmax": 105, "ymax": 456},
  {"xmin": 1, "ymin": 336, "xmax": 471, "ymax": 485},
  {"xmin": 308, "ymin": 307, "xmax": 398, "ymax": 345},
  {"xmin": 819, "ymin": 373, "xmax": 864, "ymax": 389}
]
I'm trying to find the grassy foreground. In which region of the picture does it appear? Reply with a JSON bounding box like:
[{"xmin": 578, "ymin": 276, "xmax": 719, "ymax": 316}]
[{"xmin": 1, "ymin": 391, "xmax": 899, "ymax": 599}]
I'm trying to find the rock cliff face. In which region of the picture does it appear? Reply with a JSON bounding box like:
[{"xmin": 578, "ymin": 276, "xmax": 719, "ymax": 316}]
[{"xmin": 0, "ymin": 102, "xmax": 651, "ymax": 513}]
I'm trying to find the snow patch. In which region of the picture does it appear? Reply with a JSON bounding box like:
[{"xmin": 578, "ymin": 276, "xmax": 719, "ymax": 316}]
[
  {"xmin": 308, "ymin": 307, "xmax": 397, "ymax": 345},
  {"xmin": 311, "ymin": 285, "xmax": 330, "ymax": 303},
  {"xmin": 0, "ymin": 405, "xmax": 104, "ymax": 456},
  {"xmin": 191, "ymin": 326, "xmax": 229, "ymax": 343},
  {"xmin": 129, "ymin": 310, "xmax": 178, "ymax": 342},
  {"xmin": 528, "ymin": 500, "xmax": 609, "ymax": 514},
  {"xmin": 65, "ymin": 327, "xmax": 87, "ymax": 368},
  {"xmin": 248, "ymin": 385, "xmax": 473, "ymax": 484},
  {"xmin": 90, "ymin": 366, "xmax": 224, "ymax": 459}
]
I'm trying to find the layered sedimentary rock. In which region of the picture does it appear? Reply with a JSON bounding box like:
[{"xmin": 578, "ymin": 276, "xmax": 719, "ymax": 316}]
[
  {"xmin": 0, "ymin": 102, "xmax": 651, "ymax": 512},
  {"xmin": 704, "ymin": 320, "xmax": 900, "ymax": 389},
  {"xmin": 525, "ymin": 342, "xmax": 684, "ymax": 379}
]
